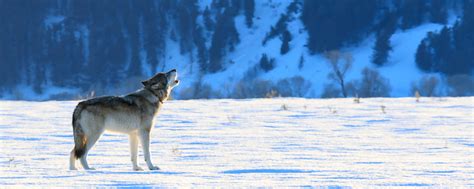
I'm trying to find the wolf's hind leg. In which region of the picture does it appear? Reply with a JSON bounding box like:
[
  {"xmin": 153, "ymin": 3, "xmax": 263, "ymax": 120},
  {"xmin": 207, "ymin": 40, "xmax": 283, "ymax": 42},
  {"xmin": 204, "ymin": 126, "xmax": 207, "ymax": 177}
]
[
  {"xmin": 69, "ymin": 148, "xmax": 77, "ymax": 170},
  {"xmin": 80, "ymin": 131, "xmax": 102, "ymax": 170}
]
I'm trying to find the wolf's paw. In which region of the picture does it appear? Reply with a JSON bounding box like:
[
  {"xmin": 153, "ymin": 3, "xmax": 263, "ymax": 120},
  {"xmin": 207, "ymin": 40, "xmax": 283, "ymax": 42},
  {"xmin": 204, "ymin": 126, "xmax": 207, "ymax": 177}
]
[
  {"xmin": 85, "ymin": 167, "xmax": 96, "ymax": 170},
  {"xmin": 69, "ymin": 167, "xmax": 77, "ymax": 171},
  {"xmin": 149, "ymin": 166, "xmax": 160, "ymax": 170},
  {"xmin": 133, "ymin": 166, "xmax": 144, "ymax": 171}
]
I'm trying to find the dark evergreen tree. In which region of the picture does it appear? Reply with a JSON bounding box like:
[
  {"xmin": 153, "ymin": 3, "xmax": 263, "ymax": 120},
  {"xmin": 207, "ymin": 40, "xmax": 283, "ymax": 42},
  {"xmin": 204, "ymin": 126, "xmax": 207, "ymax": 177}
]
[
  {"xmin": 193, "ymin": 26, "xmax": 209, "ymax": 73},
  {"xmin": 230, "ymin": 0, "xmax": 242, "ymax": 11},
  {"xmin": 372, "ymin": 31, "xmax": 392, "ymax": 66},
  {"xmin": 211, "ymin": 0, "xmax": 230, "ymax": 10},
  {"xmin": 280, "ymin": 29, "xmax": 292, "ymax": 55},
  {"xmin": 124, "ymin": 3, "xmax": 143, "ymax": 78},
  {"xmin": 287, "ymin": 0, "xmax": 301, "ymax": 14},
  {"xmin": 416, "ymin": 1, "xmax": 474, "ymax": 76},
  {"xmin": 298, "ymin": 55, "xmax": 305, "ymax": 70},
  {"xmin": 415, "ymin": 39, "xmax": 433, "ymax": 72},
  {"xmin": 259, "ymin": 54, "xmax": 274, "ymax": 72},
  {"xmin": 142, "ymin": 1, "xmax": 165, "ymax": 72},
  {"xmin": 203, "ymin": 6, "xmax": 214, "ymax": 31},
  {"xmin": 433, "ymin": 27, "xmax": 451, "ymax": 70},
  {"xmin": 208, "ymin": 7, "xmax": 240, "ymax": 73},
  {"xmin": 263, "ymin": 14, "xmax": 288, "ymax": 45},
  {"xmin": 430, "ymin": 0, "xmax": 448, "ymax": 24},
  {"xmin": 374, "ymin": 11, "xmax": 397, "ymax": 37},
  {"xmin": 301, "ymin": 0, "xmax": 378, "ymax": 53},
  {"xmin": 243, "ymin": 0, "xmax": 255, "ymax": 27},
  {"xmin": 176, "ymin": 0, "xmax": 199, "ymax": 55},
  {"xmin": 399, "ymin": 0, "xmax": 427, "ymax": 30}
]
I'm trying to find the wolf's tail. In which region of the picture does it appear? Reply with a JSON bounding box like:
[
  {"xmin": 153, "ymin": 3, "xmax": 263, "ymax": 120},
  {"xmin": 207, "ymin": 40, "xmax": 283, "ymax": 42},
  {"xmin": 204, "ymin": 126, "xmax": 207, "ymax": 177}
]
[{"xmin": 72, "ymin": 104, "xmax": 87, "ymax": 159}]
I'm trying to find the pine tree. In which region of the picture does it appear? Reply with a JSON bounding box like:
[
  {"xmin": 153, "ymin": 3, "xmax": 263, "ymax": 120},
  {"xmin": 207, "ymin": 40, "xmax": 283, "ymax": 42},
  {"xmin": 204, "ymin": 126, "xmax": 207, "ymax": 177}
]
[
  {"xmin": 176, "ymin": 0, "xmax": 199, "ymax": 54},
  {"xmin": 263, "ymin": 14, "xmax": 289, "ymax": 45},
  {"xmin": 203, "ymin": 6, "xmax": 214, "ymax": 31},
  {"xmin": 430, "ymin": 0, "xmax": 448, "ymax": 24},
  {"xmin": 301, "ymin": 0, "xmax": 378, "ymax": 53},
  {"xmin": 298, "ymin": 55, "xmax": 305, "ymax": 70},
  {"xmin": 259, "ymin": 54, "xmax": 274, "ymax": 72},
  {"xmin": 280, "ymin": 29, "xmax": 292, "ymax": 55},
  {"xmin": 208, "ymin": 7, "xmax": 240, "ymax": 73},
  {"xmin": 193, "ymin": 26, "xmax": 208, "ymax": 73},
  {"xmin": 415, "ymin": 39, "xmax": 432, "ymax": 72},
  {"xmin": 211, "ymin": 0, "xmax": 230, "ymax": 10},
  {"xmin": 400, "ymin": 0, "xmax": 427, "ymax": 30},
  {"xmin": 372, "ymin": 31, "xmax": 392, "ymax": 66},
  {"xmin": 244, "ymin": 0, "xmax": 255, "ymax": 28}
]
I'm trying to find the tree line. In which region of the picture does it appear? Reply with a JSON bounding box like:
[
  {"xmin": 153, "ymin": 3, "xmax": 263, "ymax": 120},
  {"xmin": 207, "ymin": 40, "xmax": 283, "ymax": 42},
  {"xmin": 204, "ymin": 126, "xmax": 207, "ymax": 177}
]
[
  {"xmin": 0, "ymin": 0, "xmax": 471, "ymax": 98},
  {"xmin": 0, "ymin": 0, "xmax": 254, "ymax": 94}
]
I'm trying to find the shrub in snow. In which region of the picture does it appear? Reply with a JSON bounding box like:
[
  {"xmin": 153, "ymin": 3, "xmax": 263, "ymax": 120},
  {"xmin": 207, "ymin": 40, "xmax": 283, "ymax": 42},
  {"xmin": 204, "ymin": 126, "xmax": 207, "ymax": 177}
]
[
  {"xmin": 233, "ymin": 79, "xmax": 275, "ymax": 99},
  {"xmin": 353, "ymin": 95, "xmax": 361, "ymax": 104},
  {"xmin": 180, "ymin": 83, "xmax": 219, "ymax": 99},
  {"xmin": 265, "ymin": 90, "xmax": 279, "ymax": 98},
  {"xmin": 415, "ymin": 90, "xmax": 421, "ymax": 102}
]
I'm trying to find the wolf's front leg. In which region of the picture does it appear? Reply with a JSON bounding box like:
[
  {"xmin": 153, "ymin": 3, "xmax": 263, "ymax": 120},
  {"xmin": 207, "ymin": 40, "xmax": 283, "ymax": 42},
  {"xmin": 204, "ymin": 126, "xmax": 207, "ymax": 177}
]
[
  {"xmin": 129, "ymin": 134, "xmax": 143, "ymax": 171},
  {"xmin": 139, "ymin": 130, "xmax": 160, "ymax": 170}
]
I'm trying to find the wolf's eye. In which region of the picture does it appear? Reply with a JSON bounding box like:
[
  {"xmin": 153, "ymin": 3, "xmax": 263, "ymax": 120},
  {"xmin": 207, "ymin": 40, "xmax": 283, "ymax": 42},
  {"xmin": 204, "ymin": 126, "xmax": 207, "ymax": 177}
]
[{"xmin": 151, "ymin": 83, "xmax": 163, "ymax": 89}]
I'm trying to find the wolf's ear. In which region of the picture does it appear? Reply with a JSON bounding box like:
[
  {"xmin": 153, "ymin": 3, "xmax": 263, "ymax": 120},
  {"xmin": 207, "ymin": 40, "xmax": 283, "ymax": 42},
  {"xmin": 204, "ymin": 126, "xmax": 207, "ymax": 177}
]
[{"xmin": 141, "ymin": 80, "xmax": 150, "ymax": 87}]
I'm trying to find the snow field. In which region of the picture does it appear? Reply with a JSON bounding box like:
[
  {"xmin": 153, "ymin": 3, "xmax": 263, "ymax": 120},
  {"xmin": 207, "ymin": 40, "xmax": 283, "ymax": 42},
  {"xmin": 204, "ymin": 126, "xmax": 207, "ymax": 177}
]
[{"xmin": 0, "ymin": 97, "xmax": 473, "ymax": 187}]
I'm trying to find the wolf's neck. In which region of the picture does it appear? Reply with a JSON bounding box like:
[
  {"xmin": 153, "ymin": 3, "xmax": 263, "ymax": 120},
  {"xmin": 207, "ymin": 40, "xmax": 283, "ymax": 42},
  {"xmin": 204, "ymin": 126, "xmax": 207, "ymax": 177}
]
[{"xmin": 139, "ymin": 88, "xmax": 166, "ymax": 105}]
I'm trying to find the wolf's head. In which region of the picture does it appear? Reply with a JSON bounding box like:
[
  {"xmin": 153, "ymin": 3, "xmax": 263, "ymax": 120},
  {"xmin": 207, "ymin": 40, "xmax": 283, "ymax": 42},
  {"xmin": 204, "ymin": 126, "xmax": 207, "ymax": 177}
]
[{"xmin": 141, "ymin": 69, "xmax": 179, "ymax": 101}]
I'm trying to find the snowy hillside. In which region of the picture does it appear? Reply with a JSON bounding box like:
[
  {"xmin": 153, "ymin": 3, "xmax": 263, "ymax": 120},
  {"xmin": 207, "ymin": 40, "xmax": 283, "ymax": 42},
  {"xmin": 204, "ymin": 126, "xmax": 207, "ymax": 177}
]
[
  {"xmin": 0, "ymin": 97, "xmax": 473, "ymax": 187},
  {"xmin": 199, "ymin": 0, "xmax": 459, "ymax": 98},
  {"xmin": 1, "ymin": 0, "xmax": 471, "ymax": 100}
]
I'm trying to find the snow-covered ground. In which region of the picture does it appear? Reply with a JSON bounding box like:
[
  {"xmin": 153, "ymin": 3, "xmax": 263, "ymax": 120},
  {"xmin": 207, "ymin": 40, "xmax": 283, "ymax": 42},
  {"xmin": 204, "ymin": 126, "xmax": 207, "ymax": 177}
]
[{"xmin": 0, "ymin": 97, "xmax": 473, "ymax": 187}]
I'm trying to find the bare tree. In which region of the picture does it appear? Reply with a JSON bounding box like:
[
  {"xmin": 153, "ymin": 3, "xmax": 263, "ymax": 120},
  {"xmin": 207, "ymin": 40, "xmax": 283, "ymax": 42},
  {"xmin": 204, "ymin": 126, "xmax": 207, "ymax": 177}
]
[
  {"xmin": 233, "ymin": 79, "xmax": 275, "ymax": 99},
  {"xmin": 324, "ymin": 50, "xmax": 353, "ymax": 97},
  {"xmin": 411, "ymin": 75, "xmax": 440, "ymax": 97},
  {"xmin": 321, "ymin": 84, "xmax": 341, "ymax": 98},
  {"xmin": 276, "ymin": 76, "xmax": 311, "ymax": 97},
  {"xmin": 358, "ymin": 67, "xmax": 391, "ymax": 97},
  {"xmin": 446, "ymin": 74, "xmax": 474, "ymax": 96}
]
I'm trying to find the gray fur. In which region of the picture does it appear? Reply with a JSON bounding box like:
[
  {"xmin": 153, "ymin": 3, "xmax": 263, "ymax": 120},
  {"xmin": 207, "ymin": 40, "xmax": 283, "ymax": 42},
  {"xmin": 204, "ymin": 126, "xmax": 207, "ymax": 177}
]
[{"xmin": 70, "ymin": 69, "xmax": 179, "ymax": 171}]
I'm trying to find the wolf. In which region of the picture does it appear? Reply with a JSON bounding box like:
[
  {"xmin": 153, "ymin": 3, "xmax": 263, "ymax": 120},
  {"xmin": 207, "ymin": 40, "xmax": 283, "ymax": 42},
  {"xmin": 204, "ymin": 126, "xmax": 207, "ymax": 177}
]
[{"xmin": 69, "ymin": 69, "xmax": 179, "ymax": 171}]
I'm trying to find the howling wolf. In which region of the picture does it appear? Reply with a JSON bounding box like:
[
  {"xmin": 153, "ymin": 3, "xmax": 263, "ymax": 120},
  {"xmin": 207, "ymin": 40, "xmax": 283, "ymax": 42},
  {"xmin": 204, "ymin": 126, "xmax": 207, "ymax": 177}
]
[{"xmin": 69, "ymin": 69, "xmax": 179, "ymax": 171}]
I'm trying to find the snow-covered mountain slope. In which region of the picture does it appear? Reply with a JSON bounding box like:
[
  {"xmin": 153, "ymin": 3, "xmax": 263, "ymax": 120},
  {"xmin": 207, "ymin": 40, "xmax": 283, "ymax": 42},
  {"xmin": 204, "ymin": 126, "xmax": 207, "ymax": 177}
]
[
  {"xmin": 0, "ymin": 97, "xmax": 472, "ymax": 187},
  {"xmin": 178, "ymin": 1, "xmax": 460, "ymax": 98},
  {"xmin": 0, "ymin": 1, "xmax": 464, "ymax": 100}
]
